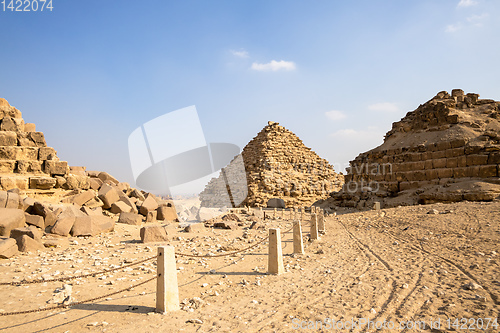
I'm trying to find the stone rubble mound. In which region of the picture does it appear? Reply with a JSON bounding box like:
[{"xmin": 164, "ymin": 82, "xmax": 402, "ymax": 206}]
[{"xmin": 323, "ymin": 89, "xmax": 500, "ymax": 209}]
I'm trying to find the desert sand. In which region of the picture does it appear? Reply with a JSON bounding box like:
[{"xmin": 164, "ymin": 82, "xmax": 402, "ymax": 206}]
[{"xmin": 1, "ymin": 200, "xmax": 499, "ymax": 332}]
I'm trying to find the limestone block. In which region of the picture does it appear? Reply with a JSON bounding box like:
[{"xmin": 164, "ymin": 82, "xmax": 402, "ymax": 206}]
[
  {"xmin": 43, "ymin": 160, "xmax": 68, "ymax": 176},
  {"xmin": 0, "ymin": 131, "xmax": 17, "ymax": 146},
  {"xmin": 139, "ymin": 194, "xmax": 159, "ymax": 216},
  {"xmin": 478, "ymin": 165, "xmax": 497, "ymax": 178},
  {"xmin": 184, "ymin": 223, "xmax": 205, "ymax": 233},
  {"xmin": 437, "ymin": 168, "xmax": 453, "ymax": 179},
  {"xmin": 129, "ymin": 188, "xmax": 145, "ymax": 201},
  {"xmin": 431, "ymin": 150, "xmax": 446, "ymax": 159},
  {"xmin": 97, "ymin": 171, "xmax": 119, "ymax": 185},
  {"xmin": 88, "ymin": 178, "xmax": 103, "ymax": 191},
  {"xmin": 488, "ymin": 152, "xmax": 500, "ymax": 164},
  {"xmin": 140, "ymin": 225, "xmax": 168, "ymax": 243},
  {"xmin": 38, "ymin": 147, "xmax": 58, "ymax": 161},
  {"xmin": 32, "ymin": 202, "xmax": 56, "ymax": 227},
  {"xmin": 466, "ymin": 154, "xmax": 489, "ymax": 166},
  {"xmin": 146, "ymin": 211, "xmax": 157, "ymax": 222},
  {"xmin": 51, "ymin": 216, "xmax": 76, "ymax": 236},
  {"xmin": 63, "ymin": 174, "xmax": 90, "ymax": 190},
  {"xmin": 0, "ymin": 208, "xmax": 26, "ymax": 236},
  {"xmin": 0, "ymin": 176, "xmax": 29, "ymax": 190},
  {"xmin": 25, "ymin": 213, "xmax": 44, "ymax": 228},
  {"xmin": 98, "ymin": 183, "xmax": 120, "ymax": 209},
  {"xmin": 0, "ymin": 117, "xmax": 24, "ymax": 131},
  {"xmin": 453, "ymin": 167, "xmax": 468, "ymax": 178},
  {"xmin": 10, "ymin": 227, "xmax": 42, "ymax": 241},
  {"xmin": 16, "ymin": 160, "xmax": 43, "ymax": 173},
  {"xmin": 118, "ymin": 212, "xmax": 143, "ymax": 225},
  {"xmin": 5, "ymin": 191, "xmax": 20, "ymax": 209},
  {"xmin": 446, "ymin": 157, "xmax": 458, "ymax": 168},
  {"xmin": 16, "ymin": 234, "xmax": 45, "ymax": 252},
  {"xmin": 0, "ymin": 237, "xmax": 19, "ymax": 258},
  {"xmin": 24, "ymin": 123, "xmax": 36, "ymax": 132},
  {"xmin": 29, "ymin": 176, "xmax": 56, "ymax": 190},
  {"xmin": 110, "ymin": 201, "xmax": 133, "ymax": 214},
  {"xmin": 69, "ymin": 166, "xmax": 86, "ymax": 176},
  {"xmin": 433, "ymin": 158, "xmax": 447, "ymax": 169},
  {"xmin": 157, "ymin": 205, "xmax": 177, "ymax": 221},
  {"xmin": 267, "ymin": 198, "xmax": 285, "ymax": 208},
  {"xmin": 71, "ymin": 215, "xmax": 115, "ymax": 236},
  {"xmin": 0, "ymin": 160, "xmax": 15, "ymax": 173}
]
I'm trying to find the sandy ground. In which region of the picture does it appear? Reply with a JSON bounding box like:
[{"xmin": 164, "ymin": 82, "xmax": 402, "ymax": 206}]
[{"xmin": 0, "ymin": 201, "xmax": 499, "ymax": 332}]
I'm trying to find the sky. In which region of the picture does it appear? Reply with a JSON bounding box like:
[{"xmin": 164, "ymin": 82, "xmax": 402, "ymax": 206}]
[{"xmin": 1, "ymin": 0, "xmax": 499, "ymax": 195}]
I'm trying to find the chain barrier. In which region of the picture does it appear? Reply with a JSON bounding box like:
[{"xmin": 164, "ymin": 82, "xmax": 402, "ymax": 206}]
[
  {"xmin": 0, "ymin": 222, "xmax": 296, "ymax": 317},
  {"xmin": 0, "ymin": 255, "xmax": 158, "ymax": 286},
  {"xmin": 0, "ymin": 276, "xmax": 156, "ymax": 316}
]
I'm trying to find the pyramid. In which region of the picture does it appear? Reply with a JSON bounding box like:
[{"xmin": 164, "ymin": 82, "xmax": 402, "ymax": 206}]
[
  {"xmin": 200, "ymin": 121, "xmax": 344, "ymax": 207},
  {"xmin": 326, "ymin": 89, "xmax": 500, "ymax": 208},
  {"xmin": 0, "ymin": 98, "xmax": 73, "ymax": 191}
]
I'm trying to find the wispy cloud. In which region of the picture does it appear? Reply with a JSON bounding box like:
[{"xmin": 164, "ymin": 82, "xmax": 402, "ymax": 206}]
[
  {"xmin": 446, "ymin": 23, "xmax": 462, "ymax": 33},
  {"xmin": 251, "ymin": 60, "xmax": 296, "ymax": 72},
  {"xmin": 467, "ymin": 13, "xmax": 488, "ymax": 26},
  {"xmin": 368, "ymin": 102, "xmax": 399, "ymax": 113},
  {"xmin": 457, "ymin": 0, "xmax": 478, "ymax": 8},
  {"xmin": 325, "ymin": 110, "xmax": 347, "ymax": 121},
  {"xmin": 329, "ymin": 127, "xmax": 384, "ymax": 143},
  {"xmin": 230, "ymin": 49, "xmax": 249, "ymax": 58}
]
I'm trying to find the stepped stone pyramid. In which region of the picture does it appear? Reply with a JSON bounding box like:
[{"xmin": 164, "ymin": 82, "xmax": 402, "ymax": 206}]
[
  {"xmin": 327, "ymin": 89, "xmax": 500, "ymax": 208},
  {"xmin": 0, "ymin": 98, "xmax": 73, "ymax": 191},
  {"xmin": 200, "ymin": 121, "xmax": 344, "ymax": 207}
]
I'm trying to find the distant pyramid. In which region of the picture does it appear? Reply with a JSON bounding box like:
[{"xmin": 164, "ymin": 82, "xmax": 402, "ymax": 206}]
[
  {"xmin": 327, "ymin": 89, "xmax": 500, "ymax": 209},
  {"xmin": 200, "ymin": 121, "xmax": 344, "ymax": 208}
]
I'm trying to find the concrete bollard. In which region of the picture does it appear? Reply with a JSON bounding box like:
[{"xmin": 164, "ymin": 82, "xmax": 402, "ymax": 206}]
[
  {"xmin": 310, "ymin": 214, "xmax": 319, "ymax": 240},
  {"xmin": 156, "ymin": 246, "xmax": 180, "ymax": 313},
  {"xmin": 373, "ymin": 202, "xmax": 381, "ymax": 210},
  {"xmin": 318, "ymin": 213, "xmax": 325, "ymax": 234},
  {"xmin": 293, "ymin": 221, "xmax": 304, "ymax": 254},
  {"xmin": 268, "ymin": 228, "xmax": 284, "ymax": 275}
]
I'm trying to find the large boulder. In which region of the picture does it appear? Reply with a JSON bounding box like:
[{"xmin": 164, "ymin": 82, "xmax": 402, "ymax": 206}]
[
  {"xmin": 71, "ymin": 190, "xmax": 95, "ymax": 206},
  {"xmin": 140, "ymin": 225, "xmax": 168, "ymax": 243},
  {"xmin": 157, "ymin": 205, "xmax": 177, "ymax": 221},
  {"xmin": 97, "ymin": 184, "xmax": 120, "ymax": 209},
  {"xmin": 51, "ymin": 216, "xmax": 76, "ymax": 236},
  {"xmin": 139, "ymin": 194, "xmax": 159, "ymax": 216},
  {"xmin": 0, "ymin": 237, "xmax": 19, "ymax": 258},
  {"xmin": 118, "ymin": 212, "xmax": 143, "ymax": 225},
  {"xmin": 71, "ymin": 215, "xmax": 115, "ymax": 237},
  {"xmin": 24, "ymin": 213, "xmax": 45, "ymax": 229},
  {"xmin": 16, "ymin": 235, "xmax": 45, "ymax": 252},
  {"xmin": 10, "ymin": 227, "xmax": 42, "ymax": 241},
  {"xmin": 97, "ymin": 172, "xmax": 119, "ymax": 185},
  {"xmin": 267, "ymin": 198, "xmax": 285, "ymax": 208},
  {"xmin": 0, "ymin": 208, "xmax": 25, "ymax": 236},
  {"xmin": 32, "ymin": 202, "xmax": 56, "ymax": 227}
]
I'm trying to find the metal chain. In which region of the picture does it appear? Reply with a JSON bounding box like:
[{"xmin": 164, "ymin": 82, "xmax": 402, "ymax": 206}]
[
  {"xmin": 0, "ymin": 255, "xmax": 158, "ymax": 286},
  {"xmin": 174, "ymin": 224, "xmax": 294, "ymax": 258},
  {"xmin": 0, "ymin": 276, "xmax": 156, "ymax": 316}
]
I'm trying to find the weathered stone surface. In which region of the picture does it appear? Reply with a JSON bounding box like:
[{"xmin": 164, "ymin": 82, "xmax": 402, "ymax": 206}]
[
  {"xmin": 0, "ymin": 160, "xmax": 15, "ymax": 173},
  {"xmin": 139, "ymin": 194, "xmax": 159, "ymax": 216},
  {"xmin": 80, "ymin": 206, "xmax": 103, "ymax": 216},
  {"xmin": 25, "ymin": 213, "xmax": 44, "ymax": 228},
  {"xmin": 17, "ymin": 160, "xmax": 43, "ymax": 173},
  {"xmin": 71, "ymin": 215, "xmax": 114, "ymax": 236},
  {"xmin": 0, "ymin": 117, "xmax": 24, "ymax": 131},
  {"xmin": 0, "ymin": 131, "xmax": 17, "ymax": 146},
  {"xmin": 69, "ymin": 166, "xmax": 86, "ymax": 176},
  {"xmin": 117, "ymin": 193, "xmax": 138, "ymax": 213},
  {"xmin": 63, "ymin": 174, "xmax": 90, "ymax": 190},
  {"xmin": 10, "ymin": 227, "xmax": 42, "ymax": 241},
  {"xmin": 71, "ymin": 190, "xmax": 95, "ymax": 206},
  {"xmin": 267, "ymin": 198, "xmax": 286, "ymax": 208},
  {"xmin": 51, "ymin": 216, "xmax": 76, "ymax": 236},
  {"xmin": 29, "ymin": 177, "xmax": 56, "ymax": 190},
  {"xmin": 17, "ymin": 234, "xmax": 45, "ymax": 252},
  {"xmin": 146, "ymin": 210, "xmax": 157, "ymax": 222},
  {"xmin": 0, "ymin": 237, "xmax": 19, "ymax": 258},
  {"xmin": 38, "ymin": 147, "xmax": 58, "ymax": 161},
  {"xmin": 140, "ymin": 225, "xmax": 168, "ymax": 243},
  {"xmin": 43, "ymin": 237, "xmax": 69, "ymax": 249},
  {"xmin": 197, "ymin": 207, "xmax": 220, "ymax": 221},
  {"xmin": 5, "ymin": 191, "xmax": 20, "ymax": 209},
  {"xmin": 0, "ymin": 190, "xmax": 7, "ymax": 207},
  {"xmin": 118, "ymin": 212, "xmax": 143, "ymax": 225},
  {"xmin": 98, "ymin": 184, "xmax": 120, "ymax": 209},
  {"xmin": 32, "ymin": 202, "xmax": 56, "ymax": 227},
  {"xmin": 88, "ymin": 178, "xmax": 103, "ymax": 191},
  {"xmin": 185, "ymin": 223, "xmax": 205, "ymax": 233},
  {"xmin": 110, "ymin": 201, "xmax": 133, "ymax": 214},
  {"xmin": 0, "ymin": 208, "xmax": 25, "ymax": 236},
  {"xmin": 43, "ymin": 160, "xmax": 68, "ymax": 176},
  {"xmin": 129, "ymin": 189, "xmax": 145, "ymax": 201},
  {"xmin": 157, "ymin": 205, "xmax": 177, "ymax": 221},
  {"xmin": 214, "ymin": 221, "xmax": 237, "ymax": 230},
  {"xmin": 0, "ymin": 176, "xmax": 30, "ymax": 190},
  {"xmin": 24, "ymin": 123, "xmax": 36, "ymax": 132},
  {"xmin": 98, "ymin": 172, "xmax": 119, "ymax": 185}
]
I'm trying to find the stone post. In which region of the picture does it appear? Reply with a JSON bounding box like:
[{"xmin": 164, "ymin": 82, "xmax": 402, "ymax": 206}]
[
  {"xmin": 156, "ymin": 246, "xmax": 179, "ymax": 313},
  {"xmin": 293, "ymin": 221, "xmax": 304, "ymax": 254},
  {"xmin": 268, "ymin": 228, "xmax": 284, "ymax": 275},
  {"xmin": 310, "ymin": 213, "xmax": 319, "ymax": 240}
]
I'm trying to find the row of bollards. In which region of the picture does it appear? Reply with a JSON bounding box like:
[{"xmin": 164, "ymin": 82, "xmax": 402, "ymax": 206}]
[{"xmin": 155, "ymin": 207, "xmax": 326, "ymax": 313}]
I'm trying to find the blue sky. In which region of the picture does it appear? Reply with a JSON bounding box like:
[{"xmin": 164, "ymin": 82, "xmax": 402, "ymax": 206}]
[{"xmin": 1, "ymin": 0, "xmax": 499, "ymax": 194}]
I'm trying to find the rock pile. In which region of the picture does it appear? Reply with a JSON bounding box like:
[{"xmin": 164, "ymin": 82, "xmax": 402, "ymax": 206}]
[
  {"xmin": 325, "ymin": 89, "xmax": 500, "ymax": 209},
  {"xmin": 0, "ymin": 98, "xmax": 179, "ymax": 259},
  {"xmin": 200, "ymin": 121, "xmax": 344, "ymax": 207}
]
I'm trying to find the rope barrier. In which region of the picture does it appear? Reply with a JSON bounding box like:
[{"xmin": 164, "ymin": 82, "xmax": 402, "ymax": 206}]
[{"xmin": 0, "ymin": 276, "xmax": 156, "ymax": 316}]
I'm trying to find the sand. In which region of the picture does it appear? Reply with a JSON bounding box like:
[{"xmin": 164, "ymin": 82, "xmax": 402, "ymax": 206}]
[{"xmin": 0, "ymin": 200, "xmax": 499, "ymax": 332}]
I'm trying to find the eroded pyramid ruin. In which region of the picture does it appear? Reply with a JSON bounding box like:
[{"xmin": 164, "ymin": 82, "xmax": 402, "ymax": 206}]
[
  {"xmin": 325, "ymin": 89, "xmax": 500, "ymax": 209},
  {"xmin": 200, "ymin": 121, "xmax": 344, "ymax": 207}
]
